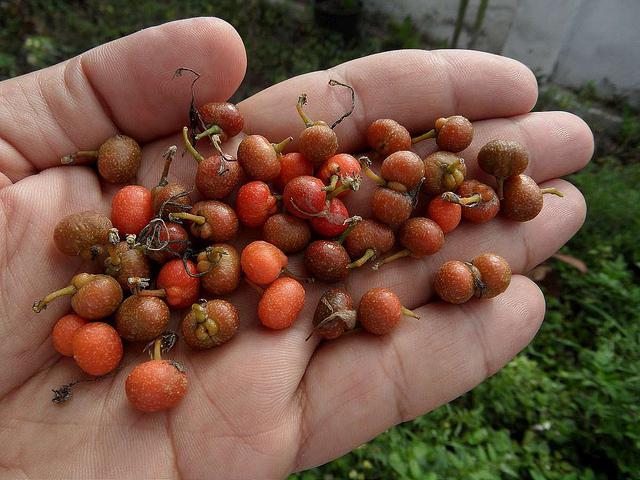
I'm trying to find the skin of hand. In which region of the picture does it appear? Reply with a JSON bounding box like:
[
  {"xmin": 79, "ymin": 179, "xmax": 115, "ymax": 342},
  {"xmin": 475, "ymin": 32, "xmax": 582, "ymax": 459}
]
[{"xmin": 0, "ymin": 17, "xmax": 593, "ymax": 480}]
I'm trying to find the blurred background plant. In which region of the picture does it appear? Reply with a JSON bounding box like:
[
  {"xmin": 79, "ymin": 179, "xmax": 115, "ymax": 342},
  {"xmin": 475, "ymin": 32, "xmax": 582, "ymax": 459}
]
[{"xmin": 1, "ymin": 0, "xmax": 638, "ymax": 478}]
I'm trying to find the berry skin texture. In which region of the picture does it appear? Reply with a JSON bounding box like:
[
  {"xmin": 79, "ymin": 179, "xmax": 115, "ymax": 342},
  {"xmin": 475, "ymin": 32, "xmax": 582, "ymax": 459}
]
[
  {"xmin": 182, "ymin": 300, "xmax": 240, "ymax": 350},
  {"xmin": 125, "ymin": 360, "xmax": 188, "ymax": 413},
  {"xmin": 435, "ymin": 116, "xmax": 474, "ymax": 152},
  {"xmin": 189, "ymin": 200, "xmax": 239, "ymax": 242},
  {"xmin": 97, "ymin": 135, "xmax": 142, "ymax": 183},
  {"xmin": 433, "ymin": 260, "xmax": 476, "ymax": 304},
  {"xmin": 241, "ymin": 241, "xmax": 288, "ymax": 286},
  {"xmin": 263, "ymin": 213, "xmax": 311, "ymax": 254},
  {"xmin": 313, "ymin": 288, "xmax": 356, "ymax": 340},
  {"xmin": 258, "ymin": 277, "xmax": 305, "ymax": 330},
  {"xmin": 196, "ymin": 155, "xmax": 244, "ymax": 199},
  {"xmin": 157, "ymin": 259, "xmax": 200, "ymax": 309},
  {"xmin": 54, "ymin": 211, "xmax": 112, "ymax": 260},
  {"xmin": 344, "ymin": 219, "xmax": 395, "ymax": 259},
  {"xmin": 299, "ymin": 124, "xmax": 338, "ymax": 166},
  {"xmin": 366, "ymin": 119, "xmax": 411, "ymax": 156},
  {"xmin": 71, "ymin": 274, "xmax": 123, "ymax": 320},
  {"xmin": 427, "ymin": 196, "xmax": 462, "ymax": 234},
  {"xmin": 52, "ymin": 314, "xmax": 87, "ymax": 357},
  {"xmin": 105, "ymin": 241, "xmax": 151, "ymax": 289},
  {"xmin": 236, "ymin": 181, "xmax": 278, "ymax": 228},
  {"xmin": 472, "ymin": 253, "xmax": 511, "ymax": 298},
  {"xmin": 72, "ymin": 322, "xmax": 123, "ymax": 376},
  {"xmin": 399, "ymin": 217, "xmax": 444, "ymax": 257},
  {"xmin": 358, "ymin": 288, "xmax": 403, "ymax": 335},
  {"xmin": 501, "ymin": 174, "xmax": 553, "ymax": 222},
  {"xmin": 198, "ymin": 101, "xmax": 244, "ymax": 138},
  {"xmin": 422, "ymin": 151, "xmax": 467, "ymax": 195},
  {"xmin": 274, "ymin": 152, "xmax": 314, "ymax": 192},
  {"xmin": 115, "ymin": 296, "xmax": 170, "ymax": 343},
  {"xmin": 304, "ymin": 240, "xmax": 350, "ymax": 283},
  {"xmin": 111, "ymin": 186, "xmax": 154, "ymax": 236},
  {"xmin": 380, "ymin": 151, "xmax": 425, "ymax": 190},
  {"xmin": 477, "ymin": 139, "xmax": 529, "ymax": 189},
  {"xmin": 283, "ymin": 175, "xmax": 327, "ymax": 219},
  {"xmin": 147, "ymin": 222, "xmax": 189, "ymax": 264},
  {"xmin": 237, "ymin": 135, "xmax": 282, "ymax": 181},
  {"xmin": 371, "ymin": 187, "xmax": 413, "ymax": 228},
  {"xmin": 317, "ymin": 153, "xmax": 362, "ymax": 197},
  {"xmin": 197, "ymin": 244, "xmax": 241, "ymax": 296},
  {"xmin": 152, "ymin": 183, "xmax": 191, "ymax": 217},
  {"xmin": 310, "ymin": 197, "xmax": 349, "ymax": 238},
  {"xmin": 456, "ymin": 180, "xmax": 500, "ymax": 224}
]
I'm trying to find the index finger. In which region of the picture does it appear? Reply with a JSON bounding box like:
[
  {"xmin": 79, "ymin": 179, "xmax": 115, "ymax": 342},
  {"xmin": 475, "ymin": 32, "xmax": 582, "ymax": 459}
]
[{"xmin": 239, "ymin": 49, "xmax": 538, "ymax": 151}]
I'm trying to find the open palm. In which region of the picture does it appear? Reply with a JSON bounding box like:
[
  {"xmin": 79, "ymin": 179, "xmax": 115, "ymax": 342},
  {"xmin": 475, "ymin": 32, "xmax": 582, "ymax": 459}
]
[{"xmin": 0, "ymin": 18, "xmax": 593, "ymax": 479}]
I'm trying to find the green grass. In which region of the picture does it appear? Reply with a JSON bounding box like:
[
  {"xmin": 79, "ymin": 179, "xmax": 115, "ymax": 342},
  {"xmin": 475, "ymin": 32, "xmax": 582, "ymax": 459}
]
[{"xmin": 2, "ymin": 1, "xmax": 639, "ymax": 478}]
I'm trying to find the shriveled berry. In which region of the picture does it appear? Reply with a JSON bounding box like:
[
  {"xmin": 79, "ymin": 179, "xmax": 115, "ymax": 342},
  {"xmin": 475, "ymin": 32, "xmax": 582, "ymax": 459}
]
[
  {"xmin": 97, "ymin": 135, "xmax": 141, "ymax": 183},
  {"xmin": 427, "ymin": 196, "xmax": 461, "ymax": 234},
  {"xmin": 263, "ymin": 213, "xmax": 311, "ymax": 254},
  {"xmin": 472, "ymin": 253, "xmax": 511, "ymax": 298},
  {"xmin": 115, "ymin": 296, "xmax": 170, "ymax": 342},
  {"xmin": 435, "ymin": 116, "xmax": 474, "ymax": 152},
  {"xmin": 258, "ymin": 277, "xmax": 305, "ymax": 330},
  {"xmin": 73, "ymin": 322, "xmax": 123, "ymax": 376},
  {"xmin": 53, "ymin": 211, "xmax": 112, "ymax": 260},
  {"xmin": 196, "ymin": 155, "xmax": 244, "ymax": 199},
  {"xmin": 358, "ymin": 288, "xmax": 417, "ymax": 335},
  {"xmin": 423, "ymin": 151, "xmax": 467, "ymax": 195},
  {"xmin": 105, "ymin": 241, "xmax": 151, "ymax": 289},
  {"xmin": 241, "ymin": 241, "xmax": 288, "ymax": 286},
  {"xmin": 111, "ymin": 185, "xmax": 153, "ymax": 236},
  {"xmin": 433, "ymin": 260, "xmax": 476, "ymax": 304},
  {"xmin": 304, "ymin": 240, "xmax": 350, "ymax": 283},
  {"xmin": 312, "ymin": 288, "xmax": 356, "ymax": 340},
  {"xmin": 477, "ymin": 139, "xmax": 529, "ymax": 198},
  {"xmin": 283, "ymin": 175, "xmax": 327, "ymax": 219},
  {"xmin": 197, "ymin": 244, "xmax": 241, "ymax": 296},
  {"xmin": 380, "ymin": 151, "xmax": 424, "ymax": 190},
  {"xmin": 236, "ymin": 181, "xmax": 278, "ymax": 228},
  {"xmin": 274, "ymin": 152, "xmax": 314, "ymax": 192},
  {"xmin": 371, "ymin": 187, "xmax": 413, "ymax": 228},
  {"xmin": 310, "ymin": 197, "xmax": 349, "ymax": 237},
  {"xmin": 182, "ymin": 300, "xmax": 240, "ymax": 349},
  {"xmin": 52, "ymin": 314, "xmax": 87, "ymax": 357},
  {"xmin": 156, "ymin": 259, "xmax": 200, "ymax": 309},
  {"xmin": 125, "ymin": 359, "xmax": 187, "ymax": 412},
  {"xmin": 366, "ymin": 119, "xmax": 411, "ymax": 156}
]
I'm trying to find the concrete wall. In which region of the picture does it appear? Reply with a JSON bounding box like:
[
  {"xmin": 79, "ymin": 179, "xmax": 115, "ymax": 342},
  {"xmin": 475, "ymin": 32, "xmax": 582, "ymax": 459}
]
[{"xmin": 363, "ymin": 0, "xmax": 640, "ymax": 103}]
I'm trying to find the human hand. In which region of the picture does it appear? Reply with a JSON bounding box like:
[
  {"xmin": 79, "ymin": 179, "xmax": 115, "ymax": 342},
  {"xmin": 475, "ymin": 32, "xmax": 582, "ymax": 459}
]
[{"xmin": 0, "ymin": 18, "xmax": 593, "ymax": 479}]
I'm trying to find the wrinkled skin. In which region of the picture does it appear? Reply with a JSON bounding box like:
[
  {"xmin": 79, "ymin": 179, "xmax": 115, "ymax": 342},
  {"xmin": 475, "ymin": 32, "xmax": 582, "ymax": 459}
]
[{"xmin": 0, "ymin": 18, "xmax": 592, "ymax": 480}]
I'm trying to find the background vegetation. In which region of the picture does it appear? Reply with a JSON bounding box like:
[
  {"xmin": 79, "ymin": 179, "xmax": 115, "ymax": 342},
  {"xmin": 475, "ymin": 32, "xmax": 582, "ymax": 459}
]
[{"xmin": 2, "ymin": 1, "xmax": 638, "ymax": 478}]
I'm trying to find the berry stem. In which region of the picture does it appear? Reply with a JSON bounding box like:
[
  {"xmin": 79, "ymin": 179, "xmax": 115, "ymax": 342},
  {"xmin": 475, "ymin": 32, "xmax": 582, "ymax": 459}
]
[
  {"xmin": 33, "ymin": 285, "xmax": 77, "ymax": 313},
  {"xmin": 328, "ymin": 79, "xmax": 356, "ymax": 129},
  {"xmin": 152, "ymin": 337, "xmax": 163, "ymax": 361},
  {"xmin": 60, "ymin": 150, "xmax": 99, "ymax": 165},
  {"xmin": 323, "ymin": 175, "xmax": 340, "ymax": 192},
  {"xmin": 157, "ymin": 146, "xmax": 178, "ymax": 187},
  {"xmin": 296, "ymin": 94, "xmax": 314, "ymax": 127},
  {"xmin": 194, "ymin": 124, "xmax": 222, "ymax": 141},
  {"xmin": 169, "ymin": 212, "xmax": 206, "ymax": 225},
  {"xmin": 496, "ymin": 177, "xmax": 505, "ymax": 200},
  {"xmin": 411, "ymin": 129, "xmax": 436, "ymax": 144},
  {"xmin": 358, "ymin": 157, "xmax": 386, "ymax": 186},
  {"xmin": 540, "ymin": 187, "xmax": 564, "ymax": 197},
  {"xmin": 441, "ymin": 191, "xmax": 482, "ymax": 206},
  {"xmin": 373, "ymin": 249, "xmax": 411, "ymax": 269},
  {"xmin": 348, "ymin": 248, "xmax": 376, "ymax": 269},
  {"xmin": 336, "ymin": 216, "xmax": 362, "ymax": 244},
  {"xmin": 182, "ymin": 126, "xmax": 204, "ymax": 163},
  {"xmin": 272, "ymin": 136, "xmax": 294, "ymax": 154},
  {"xmin": 401, "ymin": 306, "xmax": 420, "ymax": 319}
]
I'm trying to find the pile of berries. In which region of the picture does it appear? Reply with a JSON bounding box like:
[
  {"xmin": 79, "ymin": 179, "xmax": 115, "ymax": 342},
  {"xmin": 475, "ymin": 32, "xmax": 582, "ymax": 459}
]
[{"xmin": 35, "ymin": 77, "xmax": 562, "ymax": 413}]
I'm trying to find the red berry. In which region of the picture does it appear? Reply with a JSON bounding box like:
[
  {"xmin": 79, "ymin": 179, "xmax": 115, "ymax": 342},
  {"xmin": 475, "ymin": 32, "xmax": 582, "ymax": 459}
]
[
  {"xmin": 434, "ymin": 116, "xmax": 474, "ymax": 152},
  {"xmin": 156, "ymin": 259, "xmax": 200, "ymax": 309},
  {"xmin": 52, "ymin": 314, "xmax": 87, "ymax": 357},
  {"xmin": 274, "ymin": 152, "xmax": 314, "ymax": 192},
  {"xmin": 236, "ymin": 181, "xmax": 278, "ymax": 228},
  {"xmin": 198, "ymin": 101, "xmax": 244, "ymax": 139},
  {"xmin": 111, "ymin": 186, "xmax": 153, "ymax": 236},
  {"xmin": 73, "ymin": 322, "xmax": 123, "ymax": 376},
  {"xmin": 174, "ymin": 200, "xmax": 238, "ymax": 242},
  {"xmin": 433, "ymin": 260, "xmax": 476, "ymax": 304},
  {"xmin": 263, "ymin": 213, "xmax": 311, "ymax": 254},
  {"xmin": 196, "ymin": 155, "xmax": 244, "ymax": 199},
  {"xmin": 455, "ymin": 180, "xmax": 500, "ymax": 224},
  {"xmin": 146, "ymin": 222, "xmax": 189, "ymax": 264},
  {"xmin": 238, "ymin": 135, "xmax": 291, "ymax": 181},
  {"xmin": 310, "ymin": 197, "xmax": 349, "ymax": 237},
  {"xmin": 472, "ymin": 253, "xmax": 512, "ymax": 298},
  {"xmin": 344, "ymin": 219, "xmax": 395, "ymax": 260},
  {"xmin": 258, "ymin": 277, "xmax": 305, "ymax": 330},
  {"xmin": 427, "ymin": 196, "xmax": 461, "ymax": 234},
  {"xmin": 380, "ymin": 151, "xmax": 424, "ymax": 190},
  {"xmin": 304, "ymin": 240, "xmax": 351, "ymax": 283},
  {"xmin": 299, "ymin": 124, "xmax": 338, "ymax": 166},
  {"xmin": 317, "ymin": 153, "xmax": 361, "ymax": 198},
  {"xmin": 125, "ymin": 359, "xmax": 188, "ymax": 412},
  {"xmin": 398, "ymin": 217, "xmax": 444, "ymax": 257},
  {"xmin": 283, "ymin": 175, "xmax": 327, "ymax": 219},
  {"xmin": 371, "ymin": 187, "xmax": 413, "ymax": 228},
  {"xmin": 366, "ymin": 119, "xmax": 411, "ymax": 156},
  {"xmin": 358, "ymin": 288, "xmax": 417, "ymax": 335},
  {"xmin": 241, "ymin": 240, "xmax": 288, "ymax": 286}
]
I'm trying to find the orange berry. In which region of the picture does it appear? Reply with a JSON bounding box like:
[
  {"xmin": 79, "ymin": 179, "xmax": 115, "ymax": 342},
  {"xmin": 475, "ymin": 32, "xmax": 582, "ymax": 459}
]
[
  {"xmin": 51, "ymin": 314, "xmax": 87, "ymax": 357},
  {"xmin": 258, "ymin": 277, "xmax": 305, "ymax": 330},
  {"xmin": 157, "ymin": 259, "xmax": 200, "ymax": 309},
  {"xmin": 427, "ymin": 196, "xmax": 462, "ymax": 234},
  {"xmin": 241, "ymin": 241, "xmax": 288, "ymax": 286},
  {"xmin": 72, "ymin": 322, "xmax": 123, "ymax": 376},
  {"xmin": 111, "ymin": 185, "xmax": 154, "ymax": 235},
  {"xmin": 125, "ymin": 360, "xmax": 188, "ymax": 412}
]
